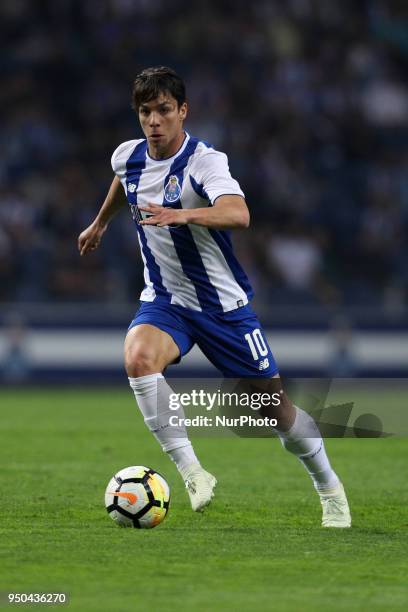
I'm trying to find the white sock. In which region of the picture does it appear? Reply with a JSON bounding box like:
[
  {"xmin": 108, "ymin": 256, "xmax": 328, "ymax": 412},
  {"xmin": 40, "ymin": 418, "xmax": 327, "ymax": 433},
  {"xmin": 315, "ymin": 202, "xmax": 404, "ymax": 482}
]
[
  {"xmin": 167, "ymin": 445, "xmax": 200, "ymax": 476},
  {"xmin": 128, "ymin": 374, "xmax": 200, "ymax": 475},
  {"xmin": 277, "ymin": 407, "xmax": 340, "ymax": 492}
]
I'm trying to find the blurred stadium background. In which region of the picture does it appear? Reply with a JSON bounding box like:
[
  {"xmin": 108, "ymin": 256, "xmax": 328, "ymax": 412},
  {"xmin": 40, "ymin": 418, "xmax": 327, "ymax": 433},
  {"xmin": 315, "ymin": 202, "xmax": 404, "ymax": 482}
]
[{"xmin": 1, "ymin": 0, "xmax": 408, "ymax": 383}]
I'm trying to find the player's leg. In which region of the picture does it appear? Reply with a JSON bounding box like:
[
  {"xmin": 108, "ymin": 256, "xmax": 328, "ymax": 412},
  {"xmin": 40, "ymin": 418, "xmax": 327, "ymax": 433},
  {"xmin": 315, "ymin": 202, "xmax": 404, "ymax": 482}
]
[
  {"xmin": 257, "ymin": 375, "xmax": 339, "ymax": 488},
  {"xmin": 125, "ymin": 306, "xmax": 216, "ymax": 511},
  {"xmin": 194, "ymin": 305, "xmax": 351, "ymax": 526},
  {"xmin": 125, "ymin": 323, "xmax": 197, "ymax": 465},
  {"xmin": 261, "ymin": 375, "xmax": 350, "ymax": 527}
]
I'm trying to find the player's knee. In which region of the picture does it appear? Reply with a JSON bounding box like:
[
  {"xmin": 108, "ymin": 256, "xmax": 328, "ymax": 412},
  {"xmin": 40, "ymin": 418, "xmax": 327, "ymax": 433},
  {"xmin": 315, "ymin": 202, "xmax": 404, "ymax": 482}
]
[{"xmin": 125, "ymin": 344, "xmax": 161, "ymax": 377}]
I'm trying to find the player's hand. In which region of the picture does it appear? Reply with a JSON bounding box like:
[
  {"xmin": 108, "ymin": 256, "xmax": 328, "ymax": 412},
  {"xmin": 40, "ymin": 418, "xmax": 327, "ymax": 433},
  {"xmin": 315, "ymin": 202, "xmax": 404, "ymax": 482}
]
[
  {"xmin": 78, "ymin": 221, "xmax": 107, "ymax": 256},
  {"xmin": 139, "ymin": 203, "xmax": 188, "ymax": 228}
]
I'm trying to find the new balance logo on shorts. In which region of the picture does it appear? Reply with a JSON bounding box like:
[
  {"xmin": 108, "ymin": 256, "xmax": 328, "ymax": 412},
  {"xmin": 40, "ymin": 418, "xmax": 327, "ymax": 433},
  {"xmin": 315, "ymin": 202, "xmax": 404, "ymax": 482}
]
[{"xmin": 258, "ymin": 358, "xmax": 269, "ymax": 370}]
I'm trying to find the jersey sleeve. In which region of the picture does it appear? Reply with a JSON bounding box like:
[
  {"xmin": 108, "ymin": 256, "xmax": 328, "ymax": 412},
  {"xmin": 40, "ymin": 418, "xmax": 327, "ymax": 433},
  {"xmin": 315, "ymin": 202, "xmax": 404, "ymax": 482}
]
[
  {"xmin": 111, "ymin": 140, "xmax": 142, "ymax": 179},
  {"xmin": 191, "ymin": 148, "xmax": 245, "ymax": 204}
]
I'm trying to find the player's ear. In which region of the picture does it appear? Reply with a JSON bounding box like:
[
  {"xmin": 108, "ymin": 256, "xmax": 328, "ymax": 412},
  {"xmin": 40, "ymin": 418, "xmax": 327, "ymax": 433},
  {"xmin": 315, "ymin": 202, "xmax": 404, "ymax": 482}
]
[{"xmin": 179, "ymin": 102, "xmax": 187, "ymax": 121}]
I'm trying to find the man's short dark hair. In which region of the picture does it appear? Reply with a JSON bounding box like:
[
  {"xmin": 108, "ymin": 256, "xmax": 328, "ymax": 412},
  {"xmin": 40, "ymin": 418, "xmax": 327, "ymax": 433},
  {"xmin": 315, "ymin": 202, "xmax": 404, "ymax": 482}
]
[{"xmin": 131, "ymin": 66, "xmax": 186, "ymax": 111}]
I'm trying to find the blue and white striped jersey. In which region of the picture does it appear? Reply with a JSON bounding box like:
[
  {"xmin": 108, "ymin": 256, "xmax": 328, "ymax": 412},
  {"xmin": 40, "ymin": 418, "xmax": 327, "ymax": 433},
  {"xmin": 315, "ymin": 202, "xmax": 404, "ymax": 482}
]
[{"xmin": 111, "ymin": 132, "xmax": 253, "ymax": 313}]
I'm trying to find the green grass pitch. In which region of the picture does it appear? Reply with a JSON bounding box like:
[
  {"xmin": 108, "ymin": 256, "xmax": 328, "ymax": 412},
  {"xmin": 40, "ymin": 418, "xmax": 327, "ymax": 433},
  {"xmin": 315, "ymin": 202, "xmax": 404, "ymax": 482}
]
[{"xmin": 0, "ymin": 388, "xmax": 407, "ymax": 611}]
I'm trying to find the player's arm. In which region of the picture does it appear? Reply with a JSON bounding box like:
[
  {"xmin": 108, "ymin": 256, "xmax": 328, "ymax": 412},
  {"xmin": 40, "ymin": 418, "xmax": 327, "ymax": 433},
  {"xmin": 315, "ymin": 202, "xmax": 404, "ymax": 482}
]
[
  {"xmin": 140, "ymin": 149, "xmax": 250, "ymax": 229},
  {"xmin": 139, "ymin": 196, "xmax": 250, "ymax": 230},
  {"xmin": 78, "ymin": 175, "xmax": 127, "ymax": 256},
  {"xmin": 187, "ymin": 195, "xmax": 250, "ymax": 228}
]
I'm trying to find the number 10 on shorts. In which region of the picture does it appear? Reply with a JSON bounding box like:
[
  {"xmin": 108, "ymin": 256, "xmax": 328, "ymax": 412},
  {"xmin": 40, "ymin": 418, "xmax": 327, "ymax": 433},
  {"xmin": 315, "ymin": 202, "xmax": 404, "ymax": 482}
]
[{"xmin": 244, "ymin": 329, "xmax": 268, "ymax": 361}]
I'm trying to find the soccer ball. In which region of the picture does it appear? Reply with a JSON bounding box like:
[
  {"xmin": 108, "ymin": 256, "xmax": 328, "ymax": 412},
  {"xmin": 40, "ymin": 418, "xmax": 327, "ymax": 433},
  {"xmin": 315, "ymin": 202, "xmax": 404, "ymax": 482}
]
[{"xmin": 105, "ymin": 466, "xmax": 170, "ymax": 528}]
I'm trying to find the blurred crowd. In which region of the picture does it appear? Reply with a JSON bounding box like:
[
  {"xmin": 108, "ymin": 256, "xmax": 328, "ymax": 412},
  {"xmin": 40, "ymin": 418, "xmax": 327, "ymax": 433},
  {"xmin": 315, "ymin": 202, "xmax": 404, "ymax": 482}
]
[{"xmin": 1, "ymin": 0, "xmax": 408, "ymax": 315}]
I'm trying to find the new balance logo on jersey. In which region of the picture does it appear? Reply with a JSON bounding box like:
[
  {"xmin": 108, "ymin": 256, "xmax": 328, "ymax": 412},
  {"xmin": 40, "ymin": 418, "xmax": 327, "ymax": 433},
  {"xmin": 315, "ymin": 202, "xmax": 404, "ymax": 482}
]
[
  {"xmin": 259, "ymin": 358, "xmax": 269, "ymax": 371},
  {"xmin": 128, "ymin": 183, "xmax": 137, "ymax": 193}
]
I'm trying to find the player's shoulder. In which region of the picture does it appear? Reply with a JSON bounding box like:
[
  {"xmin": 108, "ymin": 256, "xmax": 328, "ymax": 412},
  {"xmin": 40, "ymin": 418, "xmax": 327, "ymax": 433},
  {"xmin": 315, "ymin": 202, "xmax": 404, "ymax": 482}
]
[
  {"xmin": 189, "ymin": 137, "xmax": 228, "ymax": 168},
  {"xmin": 190, "ymin": 137, "xmax": 225, "ymax": 158},
  {"xmin": 111, "ymin": 138, "xmax": 145, "ymax": 173}
]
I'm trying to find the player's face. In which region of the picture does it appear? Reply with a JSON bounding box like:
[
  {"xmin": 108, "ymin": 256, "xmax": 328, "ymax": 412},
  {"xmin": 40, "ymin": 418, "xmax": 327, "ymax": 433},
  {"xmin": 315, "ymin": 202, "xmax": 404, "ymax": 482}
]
[{"xmin": 139, "ymin": 92, "xmax": 187, "ymax": 160}]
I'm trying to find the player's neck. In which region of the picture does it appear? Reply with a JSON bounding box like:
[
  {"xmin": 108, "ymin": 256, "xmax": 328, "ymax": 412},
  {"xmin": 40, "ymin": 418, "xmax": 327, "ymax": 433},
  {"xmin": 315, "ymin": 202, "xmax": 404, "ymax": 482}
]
[{"xmin": 148, "ymin": 131, "xmax": 186, "ymax": 160}]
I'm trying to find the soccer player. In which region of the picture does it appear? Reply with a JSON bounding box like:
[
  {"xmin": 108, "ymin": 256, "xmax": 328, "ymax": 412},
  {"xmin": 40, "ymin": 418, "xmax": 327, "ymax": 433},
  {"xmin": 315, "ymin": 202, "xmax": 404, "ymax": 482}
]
[{"xmin": 78, "ymin": 66, "xmax": 351, "ymax": 527}]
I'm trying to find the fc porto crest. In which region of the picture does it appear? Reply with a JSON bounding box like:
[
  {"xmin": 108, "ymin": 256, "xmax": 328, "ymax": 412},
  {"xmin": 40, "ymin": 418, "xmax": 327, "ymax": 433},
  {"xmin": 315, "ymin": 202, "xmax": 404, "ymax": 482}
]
[{"xmin": 164, "ymin": 175, "xmax": 181, "ymax": 204}]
